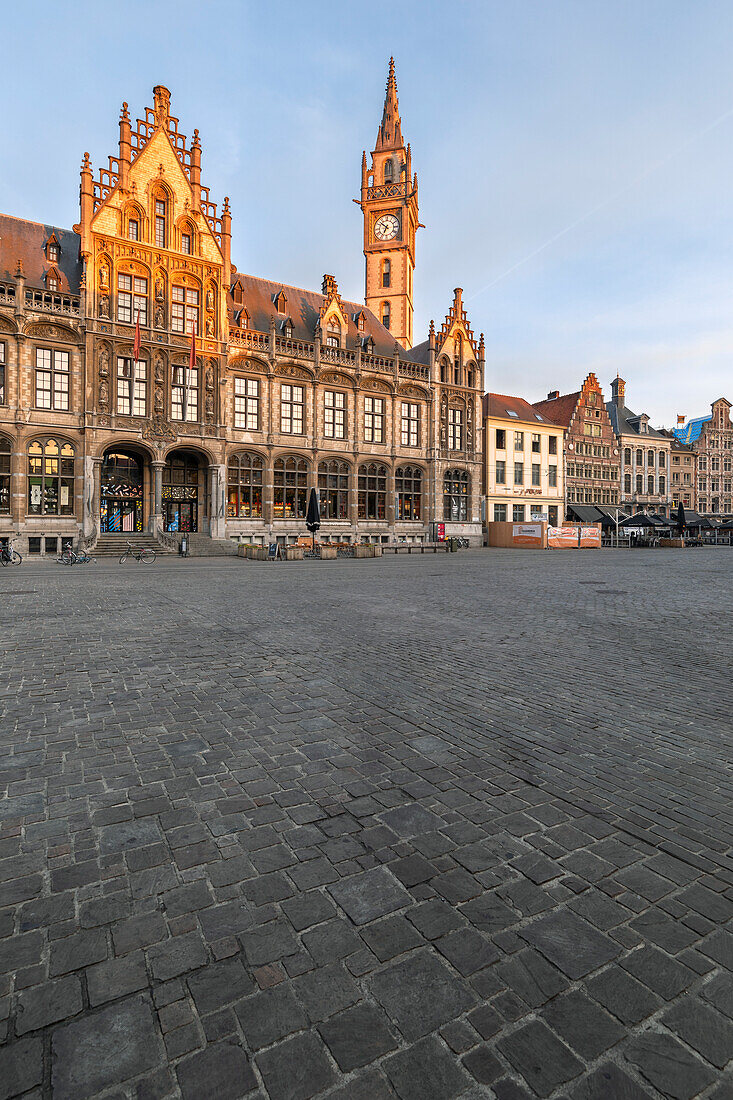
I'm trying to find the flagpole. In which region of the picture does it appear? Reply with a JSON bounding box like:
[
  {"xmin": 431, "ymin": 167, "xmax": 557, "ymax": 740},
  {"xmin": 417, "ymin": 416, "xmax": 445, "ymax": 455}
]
[{"xmin": 131, "ymin": 309, "xmax": 141, "ymax": 416}]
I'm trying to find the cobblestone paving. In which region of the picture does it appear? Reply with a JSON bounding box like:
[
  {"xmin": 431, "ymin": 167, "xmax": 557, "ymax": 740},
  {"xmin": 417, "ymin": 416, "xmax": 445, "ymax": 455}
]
[{"xmin": 1, "ymin": 549, "xmax": 732, "ymax": 1100}]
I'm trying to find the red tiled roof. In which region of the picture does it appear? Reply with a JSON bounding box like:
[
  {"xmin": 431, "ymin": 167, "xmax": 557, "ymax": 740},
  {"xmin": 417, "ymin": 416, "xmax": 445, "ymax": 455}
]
[
  {"xmin": 228, "ymin": 273, "xmax": 398, "ymax": 357},
  {"xmin": 531, "ymin": 391, "xmax": 581, "ymax": 427},
  {"xmin": 0, "ymin": 214, "xmax": 82, "ymax": 292},
  {"xmin": 482, "ymin": 393, "xmax": 558, "ymax": 426}
]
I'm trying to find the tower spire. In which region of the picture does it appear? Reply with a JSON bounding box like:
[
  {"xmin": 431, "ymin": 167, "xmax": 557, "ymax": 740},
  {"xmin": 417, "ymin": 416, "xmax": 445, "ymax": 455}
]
[{"xmin": 376, "ymin": 56, "xmax": 403, "ymax": 151}]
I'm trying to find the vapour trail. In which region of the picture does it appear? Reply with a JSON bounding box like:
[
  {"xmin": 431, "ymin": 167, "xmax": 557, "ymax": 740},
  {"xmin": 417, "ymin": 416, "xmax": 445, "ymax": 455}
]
[{"xmin": 466, "ymin": 103, "xmax": 733, "ymax": 302}]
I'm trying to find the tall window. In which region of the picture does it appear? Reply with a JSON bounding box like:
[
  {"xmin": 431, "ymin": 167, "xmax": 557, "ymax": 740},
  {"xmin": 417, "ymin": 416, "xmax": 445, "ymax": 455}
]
[
  {"xmin": 549, "ymin": 436, "xmax": 557, "ymax": 455},
  {"xmin": 648, "ymin": 451, "xmax": 655, "ymax": 466},
  {"xmin": 493, "ymin": 504, "xmax": 507, "ymax": 522},
  {"xmin": 648, "ymin": 475, "xmax": 654, "ymax": 494},
  {"xmin": 128, "ymin": 219, "xmax": 139, "ymax": 241},
  {"xmin": 531, "ymin": 433, "xmax": 541, "ymax": 453},
  {"xmin": 324, "ymin": 391, "xmax": 346, "ymax": 439},
  {"xmin": 531, "ymin": 463, "xmax": 541, "ymax": 486},
  {"xmin": 636, "ymin": 474, "xmax": 643, "ymax": 494},
  {"xmin": 234, "ymin": 378, "xmax": 259, "ymax": 430},
  {"xmin": 496, "ymin": 460, "xmax": 506, "ymax": 485},
  {"xmin": 48, "ymin": 243, "xmax": 59, "ymax": 262},
  {"xmin": 364, "ymin": 397, "xmax": 384, "ymax": 443},
  {"xmin": 227, "ymin": 452, "xmax": 263, "ymax": 517},
  {"xmin": 514, "ymin": 462, "xmax": 524, "ymax": 485},
  {"xmin": 273, "ymin": 457, "xmax": 308, "ymax": 518},
  {"xmin": 155, "ymin": 198, "xmax": 167, "ymax": 248},
  {"xmin": 116, "ymin": 358, "xmax": 147, "ymax": 417},
  {"xmin": 401, "ymin": 402, "xmax": 419, "ymax": 447},
  {"xmin": 513, "ymin": 504, "xmax": 525, "ymax": 522},
  {"xmin": 281, "ymin": 384, "xmax": 304, "ymax": 434},
  {"xmin": 382, "ymin": 301, "xmax": 390, "ymax": 329},
  {"xmin": 117, "ymin": 273, "xmax": 148, "ymax": 325},
  {"xmin": 0, "ymin": 342, "xmax": 5, "ymax": 404},
  {"xmin": 496, "ymin": 429, "xmax": 506, "ymax": 449},
  {"xmin": 318, "ymin": 460, "xmax": 350, "ymax": 519},
  {"xmin": 382, "ymin": 259, "xmax": 391, "ymax": 288},
  {"xmin": 624, "ymin": 447, "xmax": 631, "ymax": 465},
  {"xmin": 171, "ymin": 364, "xmax": 198, "ymax": 421},
  {"xmin": 28, "ymin": 439, "xmax": 75, "ymax": 516},
  {"xmin": 659, "ymin": 475, "xmax": 666, "ymax": 495},
  {"xmin": 0, "ymin": 438, "xmax": 10, "ymax": 513},
  {"xmin": 358, "ymin": 463, "xmax": 387, "ymax": 519},
  {"xmin": 396, "ymin": 465, "xmax": 422, "ymax": 520},
  {"xmin": 514, "ymin": 431, "xmax": 524, "ymax": 450},
  {"xmin": 181, "ymin": 232, "xmax": 191, "ymax": 255},
  {"xmin": 35, "ymin": 348, "xmax": 69, "ymax": 410},
  {"xmin": 448, "ymin": 407, "xmax": 463, "ymax": 450},
  {"xmin": 384, "ymin": 160, "xmax": 393, "ymax": 183},
  {"xmin": 326, "ymin": 320, "xmax": 341, "ymax": 348},
  {"xmin": 172, "ymin": 286, "xmax": 199, "ymax": 334},
  {"xmin": 444, "ymin": 469, "xmax": 469, "ymax": 520},
  {"xmin": 549, "ymin": 465, "xmax": 557, "ymax": 488},
  {"xmin": 636, "ymin": 449, "xmax": 643, "ymax": 466}
]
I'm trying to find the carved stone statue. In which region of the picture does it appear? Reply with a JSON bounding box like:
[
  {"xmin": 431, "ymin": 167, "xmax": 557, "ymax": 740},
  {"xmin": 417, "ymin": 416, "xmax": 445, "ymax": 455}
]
[
  {"xmin": 205, "ymin": 315, "xmax": 214, "ymax": 337},
  {"xmin": 205, "ymin": 391, "xmax": 214, "ymax": 419},
  {"xmin": 155, "ymin": 276, "xmax": 164, "ymax": 301},
  {"xmin": 154, "ymin": 355, "xmax": 164, "ymax": 383},
  {"xmin": 205, "ymin": 366, "xmax": 214, "ymax": 392},
  {"xmin": 98, "ymin": 347, "xmax": 109, "ymax": 377},
  {"xmin": 206, "ymin": 286, "xmax": 214, "ymax": 311},
  {"xmin": 99, "ymin": 264, "xmax": 109, "ymax": 291},
  {"xmin": 154, "ymin": 387, "xmax": 164, "ymax": 414},
  {"xmin": 155, "ymin": 303, "xmax": 165, "ymax": 328},
  {"xmin": 99, "ymin": 379, "xmax": 109, "ymax": 406},
  {"xmin": 99, "ymin": 294, "xmax": 110, "ymax": 319}
]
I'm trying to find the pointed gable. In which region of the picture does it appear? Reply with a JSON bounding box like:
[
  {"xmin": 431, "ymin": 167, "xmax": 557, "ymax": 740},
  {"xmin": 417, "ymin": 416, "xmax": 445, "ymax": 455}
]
[
  {"xmin": 436, "ymin": 287, "xmax": 477, "ymax": 358},
  {"xmin": 375, "ymin": 57, "xmax": 404, "ymax": 152}
]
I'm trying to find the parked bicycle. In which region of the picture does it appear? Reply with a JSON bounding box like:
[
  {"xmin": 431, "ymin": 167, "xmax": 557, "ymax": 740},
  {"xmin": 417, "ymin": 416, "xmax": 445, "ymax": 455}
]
[
  {"xmin": 0, "ymin": 538, "xmax": 22, "ymax": 566},
  {"xmin": 56, "ymin": 542, "xmax": 95, "ymax": 565},
  {"xmin": 119, "ymin": 541, "xmax": 156, "ymax": 564}
]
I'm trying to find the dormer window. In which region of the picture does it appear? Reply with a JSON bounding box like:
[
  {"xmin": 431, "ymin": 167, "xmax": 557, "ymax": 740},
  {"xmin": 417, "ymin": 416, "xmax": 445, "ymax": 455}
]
[
  {"xmin": 283, "ymin": 319, "xmax": 293, "ymax": 338},
  {"xmin": 128, "ymin": 219, "xmax": 139, "ymax": 242},
  {"xmin": 232, "ymin": 282, "xmax": 243, "ymax": 306},
  {"xmin": 326, "ymin": 319, "xmax": 341, "ymax": 347},
  {"xmin": 47, "ymin": 273, "xmax": 59, "ymax": 292},
  {"xmin": 236, "ymin": 308, "xmax": 248, "ymax": 329},
  {"xmin": 48, "ymin": 243, "xmax": 59, "ymax": 263},
  {"xmin": 274, "ymin": 290, "xmax": 287, "ymax": 314}
]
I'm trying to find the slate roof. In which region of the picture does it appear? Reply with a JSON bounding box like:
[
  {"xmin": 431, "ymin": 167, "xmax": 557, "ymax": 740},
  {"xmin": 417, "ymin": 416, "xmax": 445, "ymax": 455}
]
[
  {"xmin": 531, "ymin": 391, "xmax": 581, "ymax": 427},
  {"xmin": 674, "ymin": 415, "xmax": 712, "ymax": 445},
  {"xmin": 229, "ymin": 274, "xmax": 398, "ymax": 357},
  {"xmin": 483, "ymin": 393, "xmax": 559, "ymax": 427},
  {"xmin": 401, "ymin": 338, "xmax": 430, "ymax": 364},
  {"xmin": 0, "ymin": 214, "xmax": 82, "ymax": 293},
  {"xmin": 605, "ymin": 400, "xmax": 667, "ymax": 440}
]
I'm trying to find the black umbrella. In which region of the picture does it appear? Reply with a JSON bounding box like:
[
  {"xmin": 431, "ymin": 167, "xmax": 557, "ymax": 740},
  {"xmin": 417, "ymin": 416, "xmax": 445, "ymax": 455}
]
[
  {"xmin": 305, "ymin": 487, "xmax": 321, "ymax": 553},
  {"xmin": 676, "ymin": 501, "xmax": 685, "ymax": 535}
]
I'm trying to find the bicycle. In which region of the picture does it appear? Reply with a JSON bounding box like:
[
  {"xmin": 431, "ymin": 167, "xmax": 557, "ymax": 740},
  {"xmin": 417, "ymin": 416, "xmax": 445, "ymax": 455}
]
[
  {"xmin": 119, "ymin": 541, "xmax": 156, "ymax": 564},
  {"xmin": 56, "ymin": 543, "xmax": 95, "ymax": 565},
  {"xmin": 0, "ymin": 538, "xmax": 23, "ymax": 566}
]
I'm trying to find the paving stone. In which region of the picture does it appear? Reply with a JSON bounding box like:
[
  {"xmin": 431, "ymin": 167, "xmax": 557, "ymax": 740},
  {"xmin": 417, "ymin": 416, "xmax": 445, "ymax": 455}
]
[
  {"xmin": 702, "ymin": 972, "xmax": 733, "ymax": 1017},
  {"xmin": 498, "ymin": 1019, "xmax": 584, "ymax": 1097},
  {"xmin": 663, "ymin": 998, "xmax": 733, "ymax": 1068},
  {"xmin": 624, "ymin": 1031, "xmax": 716, "ymax": 1098},
  {"xmin": 51, "ymin": 995, "xmax": 163, "ymax": 1098},
  {"xmin": 328, "ymin": 866, "xmax": 412, "ymax": 924},
  {"xmin": 700, "ymin": 928, "xmax": 733, "ymax": 968},
  {"xmin": 570, "ymin": 1063, "xmax": 655, "ymax": 1099},
  {"xmin": 280, "ymin": 890, "xmax": 336, "ymax": 932},
  {"xmin": 241, "ymin": 920, "xmax": 300, "ymax": 966},
  {"xmin": 460, "ymin": 893, "xmax": 517, "ymax": 932},
  {"xmin": 542, "ymin": 989, "xmax": 624, "ymax": 1059},
  {"xmin": 368, "ymin": 949, "xmax": 476, "ymax": 1040},
  {"xmin": 256, "ymin": 1031, "xmax": 337, "ymax": 1100},
  {"xmin": 319, "ymin": 1002, "xmax": 398, "ymax": 1070},
  {"xmin": 187, "ymin": 958, "xmax": 254, "ymax": 1014},
  {"xmin": 235, "ymin": 984, "xmax": 308, "ymax": 1050},
  {"xmin": 0, "ymin": 1036, "xmax": 43, "ymax": 1100},
  {"xmin": 87, "ymin": 952, "xmax": 148, "ymax": 1007},
  {"xmin": 291, "ymin": 962, "xmax": 360, "ymax": 1020},
  {"xmin": 384, "ymin": 1035, "xmax": 471, "ymax": 1100},
  {"xmin": 50, "ymin": 928, "xmax": 108, "ymax": 976},
  {"xmin": 301, "ymin": 919, "xmax": 361, "ymax": 964},
  {"xmin": 440, "ymin": 1018, "xmax": 480, "ymax": 1053},
  {"xmin": 323, "ymin": 1068, "xmax": 395, "ymax": 1100},
  {"xmin": 406, "ymin": 899, "xmax": 465, "ymax": 938},
  {"xmin": 434, "ymin": 928, "xmax": 499, "ymax": 975},
  {"xmin": 519, "ymin": 909, "xmax": 619, "ymax": 979},
  {"xmin": 15, "ymin": 975, "xmax": 83, "ymax": 1035},
  {"xmin": 147, "ymin": 932, "xmax": 207, "ymax": 981},
  {"xmin": 176, "ymin": 1040, "xmax": 257, "ymax": 1099},
  {"xmin": 496, "ymin": 947, "xmax": 567, "ymax": 1007},
  {"xmin": 620, "ymin": 945, "xmax": 696, "ymax": 999},
  {"xmin": 585, "ymin": 967, "xmax": 662, "ymax": 1025},
  {"xmin": 379, "ymin": 804, "xmax": 443, "ymax": 837}
]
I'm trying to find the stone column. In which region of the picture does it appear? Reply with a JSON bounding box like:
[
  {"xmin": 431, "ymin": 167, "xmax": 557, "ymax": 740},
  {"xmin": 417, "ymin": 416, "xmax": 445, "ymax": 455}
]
[
  {"xmin": 208, "ymin": 465, "xmax": 218, "ymax": 536},
  {"xmin": 152, "ymin": 461, "xmax": 164, "ymax": 534}
]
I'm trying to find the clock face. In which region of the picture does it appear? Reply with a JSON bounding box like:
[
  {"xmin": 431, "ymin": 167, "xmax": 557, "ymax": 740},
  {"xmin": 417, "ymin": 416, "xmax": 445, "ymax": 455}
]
[{"xmin": 374, "ymin": 213, "xmax": 399, "ymax": 242}]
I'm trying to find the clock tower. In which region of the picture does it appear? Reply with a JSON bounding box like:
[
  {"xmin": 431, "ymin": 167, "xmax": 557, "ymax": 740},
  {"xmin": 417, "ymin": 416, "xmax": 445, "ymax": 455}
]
[{"xmin": 359, "ymin": 58, "xmax": 419, "ymax": 349}]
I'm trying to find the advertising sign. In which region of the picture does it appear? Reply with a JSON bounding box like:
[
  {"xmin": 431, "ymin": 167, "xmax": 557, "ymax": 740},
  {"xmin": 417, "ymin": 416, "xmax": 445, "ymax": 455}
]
[
  {"xmin": 435, "ymin": 523, "xmax": 445, "ymax": 542},
  {"xmin": 579, "ymin": 525, "xmax": 601, "ymax": 548},
  {"xmin": 512, "ymin": 523, "xmax": 543, "ymax": 547},
  {"xmin": 548, "ymin": 526, "xmax": 579, "ymax": 549}
]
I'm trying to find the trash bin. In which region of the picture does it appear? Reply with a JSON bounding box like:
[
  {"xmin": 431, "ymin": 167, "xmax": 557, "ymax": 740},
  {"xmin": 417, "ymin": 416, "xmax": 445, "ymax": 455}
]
[
  {"xmin": 180, "ymin": 536, "xmax": 188, "ymax": 557},
  {"xmin": 449, "ymin": 538, "xmax": 458, "ymax": 552}
]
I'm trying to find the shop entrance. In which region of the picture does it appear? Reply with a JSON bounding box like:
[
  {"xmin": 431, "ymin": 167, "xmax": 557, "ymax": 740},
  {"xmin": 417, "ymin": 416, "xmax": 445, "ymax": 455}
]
[
  {"xmin": 101, "ymin": 451, "xmax": 144, "ymax": 533},
  {"xmin": 163, "ymin": 451, "xmax": 200, "ymax": 533}
]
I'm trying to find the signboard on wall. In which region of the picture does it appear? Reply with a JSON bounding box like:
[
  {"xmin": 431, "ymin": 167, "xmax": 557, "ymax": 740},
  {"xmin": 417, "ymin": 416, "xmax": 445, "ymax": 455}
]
[
  {"xmin": 512, "ymin": 523, "xmax": 543, "ymax": 547},
  {"xmin": 548, "ymin": 526, "xmax": 578, "ymax": 549},
  {"xmin": 435, "ymin": 523, "xmax": 445, "ymax": 542}
]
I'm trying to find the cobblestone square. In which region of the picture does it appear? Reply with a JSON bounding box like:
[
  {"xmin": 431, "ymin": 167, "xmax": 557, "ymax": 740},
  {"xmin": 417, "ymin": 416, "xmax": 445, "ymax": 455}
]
[{"xmin": 1, "ymin": 549, "xmax": 732, "ymax": 1099}]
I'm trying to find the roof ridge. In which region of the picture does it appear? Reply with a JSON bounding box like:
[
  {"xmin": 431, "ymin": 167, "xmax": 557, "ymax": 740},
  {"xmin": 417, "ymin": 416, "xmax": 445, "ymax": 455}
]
[
  {"xmin": 0, "ymin": 212, "xmax": 76, "ymax": 234},
  {"xmin": 233, "ymin": 271, "xmax": 369, "ymax": 315}
]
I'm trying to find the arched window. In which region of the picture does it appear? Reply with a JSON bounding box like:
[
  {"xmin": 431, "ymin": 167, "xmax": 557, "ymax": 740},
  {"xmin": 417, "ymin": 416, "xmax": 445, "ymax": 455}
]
[
  {"xmin": 624, "ymin": 473, "xmax": 631, "ymax": 494},
  {"xmin": 0, "ymin": 437, "xmax": 10, "ymax": 514},
  {"xmin": 326, "ymin": 319, "xmax": 341, "ymax": 348},
  {"xmin": 624, "ymin": 448, "xmax": 631, "ymax": 466},
  {"xmin": 443, "ymin": 469, "xmax": 469, "ymax": 521},
  {"xmin": 28, "ymin": 438, "xmax": 75, "ymax": 516},
  {"xmin": 381, "ymin": 301, "xmax": 390, "ymax": 330},
  {"xmin": 636, "ymin": 449, "xmax": 643, "ymax": 467},
  {"xmin": 154, "ymin": 195, "xmax": 167, "ymax": 248},
  {"xmin": 318, "ymin": 461, "xmax": 350, "ymax": 520},
  {"xmin": 396, "ymin": 465, "xmax": 422, "ymax": 520},
  {"xmin": 659, "ymin": 475, "xmax": 666, "ymax": 495},
  {"xmin": 273, "ymin": 456, "xmax": 308, "ymax": 519},
  {"xmin": 358, "ymin": 463, "xmax": 387, "ymax": 519},
  {"xmin": 636, "ymin": 474, "xmax": 643, "ymax": 494},
  {"xmin": 382, "ymin": 259, "xmax": 391, "ymax": 288},
  {"xmin": 648, "ymin": 475, "xmax": 654, "ymax": 495},
  {"xmin": 227, "ymin": 453, "xmax": 263, "ymax": 517},
  {"xmin": 180, "ymin": 221, "xmax": 194, "ymax": 255},
  {"xmin": 440, "ymin": 359, "xmax": 448, "ymax": 384},
  {"xmin": 384, "ymin": 160, "xmax": 394, "ymax": 184}
]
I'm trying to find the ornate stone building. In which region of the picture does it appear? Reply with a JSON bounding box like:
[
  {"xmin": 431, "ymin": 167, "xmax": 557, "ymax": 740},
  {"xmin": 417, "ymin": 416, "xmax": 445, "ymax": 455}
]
[
  {"xmin": 0, "ymin": 66, "xmax": 484, "ymax": 555},
  {"xmin": 675, "ymin": 397, "xmax": 733, "ymax": 515},
  {"xmin": 532, "ymin": 374, "xmax": 620, "ymax": 513},
  {"xmin": 606, "ymin": 376, "xmax": 671, "ymax": 514}
]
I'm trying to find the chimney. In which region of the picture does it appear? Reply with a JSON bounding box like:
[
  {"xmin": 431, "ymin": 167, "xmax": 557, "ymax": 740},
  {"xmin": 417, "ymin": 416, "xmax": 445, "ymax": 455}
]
[
  {"xmin": 322, "ymin": 274, "xmax": 338, "ymax": 298},
  {"xmin": 677, "ymin": 414, "xmax": 685, "ymax": 426},
  {"xmin": 547, "ymin": 390, "xmax": 559, "ymax": 401},
  {"xmin": 611, "ymin": 376, "xmax": 625, "ymax": 406}
]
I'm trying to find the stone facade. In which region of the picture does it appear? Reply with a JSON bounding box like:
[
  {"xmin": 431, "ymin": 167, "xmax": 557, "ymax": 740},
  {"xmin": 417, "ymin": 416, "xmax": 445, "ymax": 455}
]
[
  {"xmin": 0, "ymin": 68, "xmax": 484, "ymax": 555},
  {"xmin": 532, "ymin": 374, "xmax": 620, "ymax": 510},
  {"xmin": 606, "ymin": 377, "xmax": 672, "ymax": 514},
  {"xmin": 675, "ymin": 398, "xmax": 733, "ymax": 516},
  {"xmin": 482, "ymin": 393, "xmax": 565, "ymax": 526}
]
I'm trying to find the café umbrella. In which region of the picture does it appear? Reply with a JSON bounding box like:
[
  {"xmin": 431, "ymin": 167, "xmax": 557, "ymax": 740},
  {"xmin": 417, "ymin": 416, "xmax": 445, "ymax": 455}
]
[
  {"xmin": 676, "ymin": 501, "xmax": 685, "ymax": 535},
  {"xmin": 305, "ymin": 487, "xmax": 321, "ymax": 553}
]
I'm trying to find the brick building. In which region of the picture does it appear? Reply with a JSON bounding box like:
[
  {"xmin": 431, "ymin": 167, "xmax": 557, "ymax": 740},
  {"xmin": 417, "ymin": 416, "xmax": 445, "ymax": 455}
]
[
  {"xmin": 675, "ymin": 397, "xmax": 733, "ymax": 515},
  {"xmin": 606, "ymin": 376, "xmax": 671, "ymax": 513},
  {"xmin": 0, "ymin": 67, "xmax": 484, "ymax": 556},
  {"xmin": 532, "ymin": 373, "xmax": 620, "ymax": 513}
]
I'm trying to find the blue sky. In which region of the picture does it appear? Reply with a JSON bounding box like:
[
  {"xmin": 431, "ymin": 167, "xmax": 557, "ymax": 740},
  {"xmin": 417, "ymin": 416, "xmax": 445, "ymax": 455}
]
[{"xmin": 3, "ymin": 0, "xmax": 733, "ymax": 424}]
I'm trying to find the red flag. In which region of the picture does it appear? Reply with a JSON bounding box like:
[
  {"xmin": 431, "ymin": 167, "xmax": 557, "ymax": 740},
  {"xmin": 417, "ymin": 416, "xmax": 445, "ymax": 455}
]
[{"xmin": 133, "ymin": 310, "xmax": 141, "ymax": 361}]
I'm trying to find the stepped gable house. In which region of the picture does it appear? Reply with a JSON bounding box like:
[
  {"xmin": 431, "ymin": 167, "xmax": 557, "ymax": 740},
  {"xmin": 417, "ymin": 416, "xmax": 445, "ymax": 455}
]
[
  {"xmin": 533, "ymin": 373, "xmax": 620, "ymax": 513},
  {"xmin": 674, "ymin": 398, "xmax": 733, "ymax": 516},
  {"xmin": 0, "ymin": 67, "xmax": 484, "ymax": 555}
]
